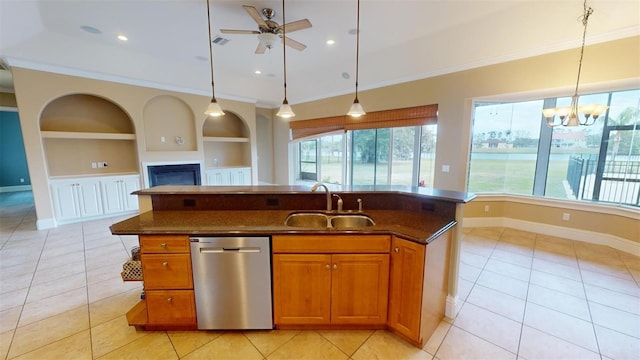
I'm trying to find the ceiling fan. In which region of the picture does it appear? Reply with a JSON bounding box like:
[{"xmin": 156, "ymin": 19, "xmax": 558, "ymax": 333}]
[{"xmin": 220, "ymin": 5, "xmax": 312, "ymax": 54}]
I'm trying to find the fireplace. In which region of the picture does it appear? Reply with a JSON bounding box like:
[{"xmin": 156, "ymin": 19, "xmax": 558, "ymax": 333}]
[{"xmin": 147, "ymin": 163, "xmax": 201, "ymax": 187}]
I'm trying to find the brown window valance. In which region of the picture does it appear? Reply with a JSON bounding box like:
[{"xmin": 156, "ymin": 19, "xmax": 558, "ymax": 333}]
[{"xmin": 289, "ymin": 104, "xmax": 438, "ymax": 140}]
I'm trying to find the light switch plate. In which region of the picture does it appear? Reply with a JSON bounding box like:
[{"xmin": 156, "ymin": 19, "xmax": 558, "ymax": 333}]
[{"xmin": 442, "ymin": 165, "xmax": 450, "ymax": 173}]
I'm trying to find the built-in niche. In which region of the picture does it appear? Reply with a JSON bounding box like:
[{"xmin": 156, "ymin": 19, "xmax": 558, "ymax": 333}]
[
  {"xmin": 143, "ymin": 95, "xmax": 197, "ymax": 151},
  {"xmin": 40, "ymin": 94, "xmax": 138, "ymax": 177},
  {"xmin": 202, "ymin": 111, "xmax": 251, "ymax": 168}
]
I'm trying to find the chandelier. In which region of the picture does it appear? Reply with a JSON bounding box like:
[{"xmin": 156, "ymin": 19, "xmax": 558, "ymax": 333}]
[{"xmin": 542, "ymin": 0, "xmax": 608, "ymax": 127}]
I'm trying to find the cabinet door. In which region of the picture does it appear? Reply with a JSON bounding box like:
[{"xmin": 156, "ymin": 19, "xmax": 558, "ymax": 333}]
[
  {"xmin": 230, "ymin": 168, "xmax": 251, "ymax": 185},
  {"xmin": 206, "ymin": 169, "xmax": 230, "ymax": 185},
  {"xmin": 331, "ymin": 254, "xmax": 390, "ymax": 325},
  {"xmin": 273, "ymin": 254, "xmax": 331, "ymax": 325},
  {"xmin": 121, "ymin": 176, "xmax": 141, "ymax": 211},
  {"xmin": 51, "ymin": 181, "xmax": 81, "ymax": 221},
  {"xmin": 388, "ymin": 237, "xmax": 425, "ymax": 343},
  {"xmin": 77, "ymin": 180, "xmax": 103, "ymax": 217},
  {"xmin": 101, "ymin": 178, "xmax": 124, "ymax": 214}
]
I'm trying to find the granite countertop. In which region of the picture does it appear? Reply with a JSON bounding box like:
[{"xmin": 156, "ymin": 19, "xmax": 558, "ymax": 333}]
[
  {"xmin": 110, "ymin": 209, "xmax": 456, "ymax": 244},
  {"xmin": 134, "ymin": 185, "xmax": 476, "ymax": 204}
]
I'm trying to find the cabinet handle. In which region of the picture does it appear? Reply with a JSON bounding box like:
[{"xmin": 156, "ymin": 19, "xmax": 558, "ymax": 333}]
[
  {"xmin": 160, "ymin": 243, "xmax": 167, "ymax": 248},
  {"xmin": 166, "ymin": 297, "xmax": 172, "ymax": 304},
  {"xmin": 333, "ymin": 264, "xmax": 338, "ymax": 270},
  {"xmin": 162, "ymin": 261, "xmax": 168, "ymax": 267},
  {"xmin": 394, "ymin": 247, "xmax": 399, "ymax": 253},
  {"xmin": 325, "ymin": 264, "xmax": 330, "ymax": 269}
]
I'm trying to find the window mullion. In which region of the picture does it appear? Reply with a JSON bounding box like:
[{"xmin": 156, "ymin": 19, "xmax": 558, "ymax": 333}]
[{"xmin": 533, "ymin": 98, "xmax": 555, "ymax": 196}]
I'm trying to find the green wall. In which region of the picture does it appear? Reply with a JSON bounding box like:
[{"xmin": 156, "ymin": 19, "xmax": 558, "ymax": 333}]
[{"xmin": 0, "ymin": 110, "xmax": 31, "ymax": 187}]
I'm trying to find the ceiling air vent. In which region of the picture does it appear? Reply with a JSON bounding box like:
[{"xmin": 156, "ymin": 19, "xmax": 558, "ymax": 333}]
[{"xmin": 212, "ymin": 36, "xmax": 229, "ymax": 46}]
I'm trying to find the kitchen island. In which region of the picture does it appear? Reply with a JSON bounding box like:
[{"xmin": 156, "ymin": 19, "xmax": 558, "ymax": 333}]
[{"xmin": 110, "ymin": 185, "xmax": 475, "ymax": 347}]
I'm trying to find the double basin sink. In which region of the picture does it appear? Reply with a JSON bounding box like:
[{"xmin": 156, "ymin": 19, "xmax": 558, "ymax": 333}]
[{"xmin": 285, "ymin": 212, "xmax": 375, "ymax": 229}]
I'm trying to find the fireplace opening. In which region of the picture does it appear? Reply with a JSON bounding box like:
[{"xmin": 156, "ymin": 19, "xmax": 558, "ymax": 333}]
[{"xmin": 147, "ymin": 163, "xmax": 201, "ymax": 187}]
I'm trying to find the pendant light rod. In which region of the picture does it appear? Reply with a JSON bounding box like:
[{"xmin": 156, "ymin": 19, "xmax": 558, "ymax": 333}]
[
  {"xmin": 572, "ymin": 0, "xmax": 592, "ymax": 103},
  {"xmin": 347, "ymin": 0, "xmax": 366, "ymax": 117},
  {"xmin": 276, "ymin": 0, "xmax": 295, "ymax": 118},
  {"xmin": 205, "ymin": 0, "xmax": 224, "ymax": 116}
]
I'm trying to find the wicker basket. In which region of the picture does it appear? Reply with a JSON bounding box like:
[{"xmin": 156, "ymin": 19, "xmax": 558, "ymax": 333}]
[{"xmin": 121, "ymin": 259, "xmax": 143, "ymax": 281}]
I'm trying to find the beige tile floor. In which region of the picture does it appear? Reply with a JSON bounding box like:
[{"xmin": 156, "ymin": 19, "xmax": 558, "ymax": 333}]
[{"xmin": 1, "ymin": 191, "xmax": 639, "ymax": 359}]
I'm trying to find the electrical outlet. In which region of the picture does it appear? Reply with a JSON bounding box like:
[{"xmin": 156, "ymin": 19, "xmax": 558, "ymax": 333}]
[
  {"xmin": 19, "ymin": 178, "xmax": 24, "ymax": 183},
  {"xmin": 97, "ymin": 162, "xmax": 104, "ymax": 168},
  {"xmin": 92, "ymin": 162, "xmax": 97, "ymax": 169},
  {"xmin": 102, "ymin": 162, "xmax": 108, "ymax": 168},
  {"xmin": 441, "ymin": 164, "xmax": 450, "ymax": 173},
  {"xmin": 484, "ymin": 205, "xmax": 490, "ymax": 212},
  {"xmin": 161, "ymin": 136, "xmax": 166, "ymax": 142},
  {"xmin": 562, "ymin": 213, "xmax": 570, "ymax": 221}
]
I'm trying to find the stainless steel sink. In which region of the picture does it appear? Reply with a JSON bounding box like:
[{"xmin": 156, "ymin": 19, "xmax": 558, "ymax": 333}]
[
  {"xmin": 330, "ymin": 215, "xmax": 375, "ymax": 229},
  {"xmin": 284, "ymin": 213, "xmax": 375, "ymax": 229},
  {"xmin": 284, "ymin": 213, "xmax": 329, "ymax": 228}
]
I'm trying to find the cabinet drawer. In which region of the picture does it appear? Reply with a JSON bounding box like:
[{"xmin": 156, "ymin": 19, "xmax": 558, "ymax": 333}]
[
  {"xmin": 142, "ymin": 254, "xmax": 193, "ymax": 289},
  {"xmin": 140, "ymin": 235, "xmax": 189, "ymax": 253},
  {"xmin": 146, "ymin": 290, "xmax": 196, "ymax": 325},
  {"xmin": 272, "ymin": 235, "xmax": 391, "ymax": 253}
]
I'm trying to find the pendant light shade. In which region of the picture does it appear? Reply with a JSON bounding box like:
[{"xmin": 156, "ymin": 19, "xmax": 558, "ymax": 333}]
[
  {"xmin": 277, "ymin": 0, "xmax": 295, "ymax": 119},
  {"xmin": 205, "ymin": 0, "xmax": 225, "ymax": 117},
  {"xmin": 347, "ymin": 0, "xmax": 365, "ymax": 117}
]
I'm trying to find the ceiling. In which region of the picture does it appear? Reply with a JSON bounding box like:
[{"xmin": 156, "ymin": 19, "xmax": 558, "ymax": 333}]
[{"xmin": 1, "ymin": 0, "xmax": 638, "ymax": 107}]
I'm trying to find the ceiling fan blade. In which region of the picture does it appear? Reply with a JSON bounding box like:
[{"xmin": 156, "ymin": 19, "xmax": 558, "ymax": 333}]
[
  {"xmin": 220, "ymin": 29, "xmax": 260, "ymax": 35},
  {"xmin": 255, "ymin": 42, "xmax": 267, "ymax": 54},
  {"xmin": 278, "ymin": 19, "xmax": 312, "ymax": 33},
  {"xmin": 283, "ymin": 36, "xmax": 307, "ymax": 51},
  {"xmin": 242, "ymin": 5, "xmax": 268, "ymax": 28}
]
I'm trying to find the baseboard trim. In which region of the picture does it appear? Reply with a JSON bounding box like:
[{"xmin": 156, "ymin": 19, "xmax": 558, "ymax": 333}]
[
  {"xmin": 445, "ymin": 295, "xmax": 461, "ymax": 320},
  {"xmin": 464, "ymin": 216, "xmax": 640, "ymax": 256},
  {"xmin": 36, "ymin": 218, "xmax": 56, "ymax": 230},
  {"xmin": 0, "ymin": 185, "xmax": 32, "ymax": 193}
]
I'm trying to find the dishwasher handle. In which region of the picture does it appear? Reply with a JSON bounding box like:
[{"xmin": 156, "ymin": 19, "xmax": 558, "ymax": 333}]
[{"xmin": 199, "ymin": 247, "xmax": 261, "ymax": 254}]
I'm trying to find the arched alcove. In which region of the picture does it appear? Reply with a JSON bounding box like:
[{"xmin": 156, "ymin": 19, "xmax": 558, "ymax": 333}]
[
  {"xmin": 40, "ymin": 94, "xmax": 138, "ymax": 176},
  {"xmin": 202, "ymin": 111, "xmax": 252, "ymax": 184},
  {"xmin": 143, "ymin": 95, "xmax": 197, "ymax": 151}
]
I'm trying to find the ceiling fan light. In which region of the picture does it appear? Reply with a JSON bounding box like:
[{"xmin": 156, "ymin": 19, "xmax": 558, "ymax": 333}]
[
  {"xmin": 258, "ymin": 32, "xmax": 279, "ymax": 48},
  {"xmin": 347, "ymin": 99, "xmax": 366, "ymax": 118},
  {"xmin": 276, "ymin": 101, "xmax": 295, "ymax": 119},
  {"xmin": 205, "ymin": 100, "xmax": 225, "ymax": 117}
]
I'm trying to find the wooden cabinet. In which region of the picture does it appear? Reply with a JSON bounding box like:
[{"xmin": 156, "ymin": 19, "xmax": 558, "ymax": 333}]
[
  {"xmin": 388, "ymin": 232, "xmax": 452, "ymax": 347},
  {"xmin": 272, "ymin": 235, "xmax": 390, "ymax": 327},
  {"xmin": 51, "ymin": 178, "xmax": 103, "ymax": 221},
  {"xmin": 100, "ymin": 175, "xmax": 140, "ymax": 214},
  {"xmin": 128, "ymin": 235, "xmax": 196, "ymax": 328}
]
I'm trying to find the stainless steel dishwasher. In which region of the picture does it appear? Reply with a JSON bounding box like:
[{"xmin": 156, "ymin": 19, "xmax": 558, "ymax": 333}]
[{"xmin": 190, "ymin": 236, "xmax": 273, "ymax": 329}]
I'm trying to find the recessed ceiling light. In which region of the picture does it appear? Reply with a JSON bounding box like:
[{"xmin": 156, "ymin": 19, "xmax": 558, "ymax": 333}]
[
  {"xmin": 81, "ymin": 25, "xmax": 101, "ymax": 34},
  {"xmin": 342, "ymin": 72, "xmax": 350, "ymax": 79},
  {"xmin": 348, "ymin": 28, "xmax": 358, "ymax": 35},
  {"xmin": 117, "ymin": 35, "xmax": 128, "ymax": 41},
  {"xmin": 326, "ymin": 39, "xmax": 335, "ymax": 45},
  {"xmin": 254, "ymin": 70, "xmax": 262, "ymax": 75}
]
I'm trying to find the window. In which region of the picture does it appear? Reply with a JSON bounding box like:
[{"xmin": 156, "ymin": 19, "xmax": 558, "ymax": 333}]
[
  {"xmin": 468, "ymin": 89, "xmax": 640, "ymax": 207},
  {"xmin": 295, "ymin": 125, "xmax": 437, "ymax": 188}
]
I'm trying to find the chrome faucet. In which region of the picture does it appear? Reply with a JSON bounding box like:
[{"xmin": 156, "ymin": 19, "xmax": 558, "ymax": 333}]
[
  {"xmin": 333, "ymin": 194, "xmax": 343, "ymax": 212},
  {"xmin": 311, "ymin": 182, "xmax": 331, "ymax": 211}
]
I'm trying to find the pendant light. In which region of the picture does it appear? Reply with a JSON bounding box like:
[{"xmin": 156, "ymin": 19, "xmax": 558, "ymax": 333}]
[
  {"xmin": 204, "ymin": 0, "xmax": 225, "ymax": 117},
  {"xmin": 541, "ymin": 0, "xmax": 608, "ymax": 127},
  {"xmin": 347, "ymin": 0, "xmax": 365, "ymax": 117},
  {"xmin": 276, "ymin": 0, "xmax": 295, "ymax": 118}
]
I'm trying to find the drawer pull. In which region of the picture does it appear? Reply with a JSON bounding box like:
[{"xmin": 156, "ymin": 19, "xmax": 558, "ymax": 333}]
[
  {"xmin": 325, "ymin": 264, "xmax": 330, "ymax": 269},
  {"xmin": 160, "ymin": 243, "xmax": 167, "ymax": 248},
  {"xmin": 166, "ymin": 297, "xmax": 173, "ymax": 304},
  {"xmin": 333, "ymin": 264, "xmax": 338, "ymax": 270},
  {"xmin": 162, "ymin": 261, "xmax": 168, "ymax": 267},
  {"xmin": 394, "ymin": 247, "xmax": 399, "ymax": 253}
]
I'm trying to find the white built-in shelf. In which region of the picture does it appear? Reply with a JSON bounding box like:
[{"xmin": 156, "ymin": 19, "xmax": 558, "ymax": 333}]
[
  {"xmin": 203, "ymin": 136, "xmax": 249, "ymax": 143},
  {"xmin": 41, "ymin": 131, "xmax": 136, "ymax": 140}
]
